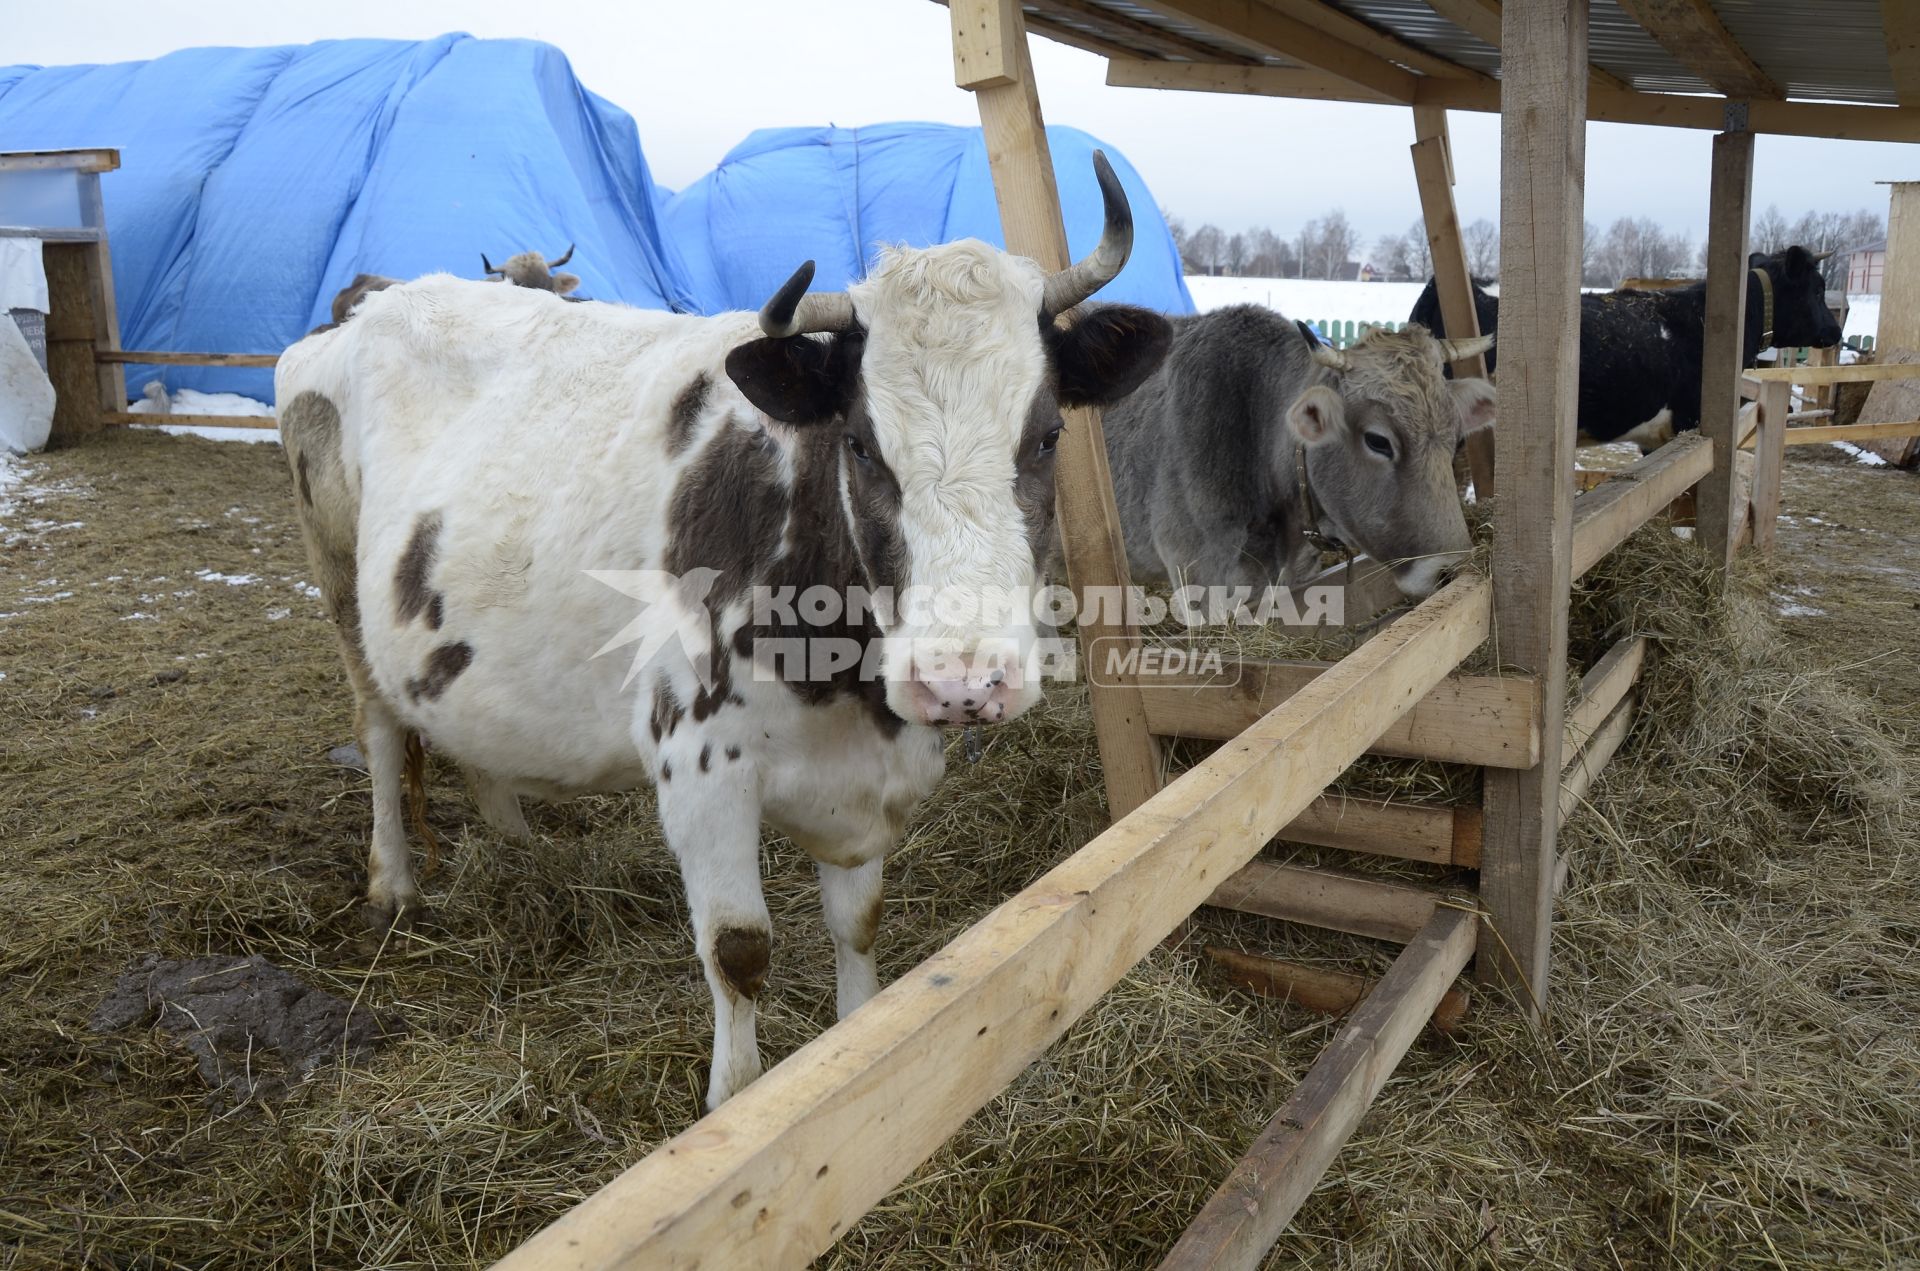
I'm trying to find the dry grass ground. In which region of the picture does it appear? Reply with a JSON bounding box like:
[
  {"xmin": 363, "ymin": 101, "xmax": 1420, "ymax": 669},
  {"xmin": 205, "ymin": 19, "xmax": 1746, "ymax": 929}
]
[{"xmin": 2, "ymin": 430, "xmax": 1916, "ymax": 1268}]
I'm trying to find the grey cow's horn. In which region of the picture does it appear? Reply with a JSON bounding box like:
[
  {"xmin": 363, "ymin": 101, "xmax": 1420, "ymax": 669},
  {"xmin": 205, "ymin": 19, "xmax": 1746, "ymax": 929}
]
[
  {"xmin": 1310, "ymin": 345, "xmax": 1352, "ymax": 372},
  {"xmin": 758, "ymin": 260, "xmax": 857, "ymax": 337},
  {"xmin": 1041, "ymin": 150, "xmax": 1135, "ymax": 320},
  {"xmin": 480, "ymin": 253, "xmax": 502, "ymax": 276},
  {"xmin": 548, "ymin": 243, "xmax": 576, "ymax": 268},
  {"xmin": 1811, "ymin": 248, "xmax": 1835, "ymax": 263},
  {"xmin": 1437, "ymin": 333, "xmax": 1495, "ymax": 364}
]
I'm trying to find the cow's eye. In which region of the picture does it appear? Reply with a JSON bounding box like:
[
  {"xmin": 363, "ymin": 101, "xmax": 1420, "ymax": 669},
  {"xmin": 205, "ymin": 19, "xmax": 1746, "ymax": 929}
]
[
  {"xmin": 1364, "ymin": 432, "xmax": 1395, "ymax": 460},
  {"xmin": 846, "ymin": 434, "xmax": 872, "ymax": 463},
  {"xmin": 1039, "ymin": 426, "xmax": 1062, "ymax": 455}
]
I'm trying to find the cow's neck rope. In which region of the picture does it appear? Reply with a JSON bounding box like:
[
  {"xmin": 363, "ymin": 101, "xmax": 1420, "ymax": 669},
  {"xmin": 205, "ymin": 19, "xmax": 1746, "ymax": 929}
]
[
  {"xmin": 1751, "ymin": 266, "xmax": 1775, "ymax": 348},
  {"xmin": 1294, "ymin": 441, "xmax": 1348, "ymax": 558}
]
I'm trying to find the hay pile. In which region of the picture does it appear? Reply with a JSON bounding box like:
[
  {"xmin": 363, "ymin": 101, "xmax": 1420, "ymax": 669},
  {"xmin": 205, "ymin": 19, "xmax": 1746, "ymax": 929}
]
[{"xmin": 3, "ymin": 431, "xmax": 1916, "ymax": 1268}]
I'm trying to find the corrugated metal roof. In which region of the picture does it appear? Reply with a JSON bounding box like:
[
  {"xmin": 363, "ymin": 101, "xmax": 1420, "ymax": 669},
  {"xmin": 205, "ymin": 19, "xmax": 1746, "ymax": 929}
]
[{"xmin": 1021, "ymin": 0, "xmax": 1903, "ymax": 106}]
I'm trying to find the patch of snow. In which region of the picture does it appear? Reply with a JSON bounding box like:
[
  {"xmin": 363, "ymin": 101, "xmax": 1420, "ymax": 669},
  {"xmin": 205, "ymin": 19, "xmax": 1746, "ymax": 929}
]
[
  {"xmin": 22, "ymin": 590, "xmax": 72, "ymax": 603},
  {"xmin": 266, "ymin": 606, "xmax": 291, "ymax": 621},
  {"xmin": 1776, "ymin": 601, "xmax": 1826, "ymax": 618},
  {"xmin": 1833, "ymin": 441, "xmax": 1889, "ymax": 467},
  {"xmin": 121, "ymin": 612, "xmax": 157, "ymax": 621},
  {"xmin": 295, "ymin": 582, "xmax": 322, "ymax": 599},
  {"xmin": 194, "ymin": 569, "xmax": 259, "ymax": 586}
]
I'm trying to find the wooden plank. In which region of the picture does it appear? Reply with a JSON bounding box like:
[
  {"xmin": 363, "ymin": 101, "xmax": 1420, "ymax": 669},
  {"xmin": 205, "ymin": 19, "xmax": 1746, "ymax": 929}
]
[
  {"xmin": 96, "ymin": 349, "xmax": 280, "ymax": 367},
  {"xmin": 103, "ymin": 410, "xmax": 277, "ymax": 430},
  {"xmin": 77, "ymin": 172, "xmax": 126, "ymax": 417},
  {"xmin": 1417, "ymin": 0, "xmax": 1632, "ymax": 93},
  {"xmin": 1105, "ymin": 58, "xmax": 1398, "ymax": 104},
  {"xmin": 1259, "ymin": 0, "xmax": 1489, "ymax": 81},
  {"xmin": 1890, "ymin": 4, "xmax": 1920, "ymax": 109},
  {"xmin": 1477, "ymin": 0, "xmax": 1585, "ymax": 1007},
  {"xmin": 1750, "ymin": 379, "xmax": 1789, "ymax": 552},
  {"xmin": 1852, "ymin": 348, "xmax": 1920, "ymax": 465},
  {"xmin": 965, "ymin": 14, "xmax": 1164, "ymax": 819},
  {"xmin": 1207, "ymin": 857, "xmax": 1459, "ymax": 947},
  {"xmin": 1126, "ymin": 0, "xmax": 1420, "ymax": 101},
  {"xmin": 492, "ymin": 574, "xmax": 1493, "ymax": 1271},
  {"xmin": 1613, "ymin": 0, "xmax": 1783, "ymax": 99},
  {"xmin": 1564, "ymin": 636, "xmax": 1646, "ymax": 754},
  {"xmin": 1202, "ymin": 945, "xmax": 1470, "ymax": 1032},
  {"xmin": 1138, "ymin": 658, "xmax": 1539, "ymax": 768},
  {"xmin": 950, "ymin": 0, "xmax": 1020, "ymax": 88},
  {"xmin": 1752, "ymin": 418, "xmax": 1920, "ymax": 446},
  {"xmin": 1026, "ymin": 13, "xmax": 1151, "ymax": 62},
  {"xmin": 1559, "ymin": 694, "xmax": 1636, "ymax": 825},
  {"xmin": 1159, "ymin": 908, "xmax": 1478, "ymax": 1271},
  {"xmin": 1743, "ymin": 361, "xmax": 1920, "ymax": 384},
  {"xmin": 1282, "ymin": 794, "xmax": 1469, "ymax": 867},
  {"xmin": 1410, "ymin": 105, "xmax": 1494, "ymax": 493},
  {"xmin": 0, "ymin": 148, "xmax": 119, "ymax": 173},
  {"xmin": 1039, "ymin": 0, "xmax": 1261, "ymax": 63},
  {"xmin": 0, "ymin": 225, "xmax": 102, "ymax": 241},
  {"xmin": 1696, "ymin": 129, "xmax": 1756, "ymax": 569},
  {"xmin": 1568, "ymin": 431, "xmax": 1713, "ymax": 578}
]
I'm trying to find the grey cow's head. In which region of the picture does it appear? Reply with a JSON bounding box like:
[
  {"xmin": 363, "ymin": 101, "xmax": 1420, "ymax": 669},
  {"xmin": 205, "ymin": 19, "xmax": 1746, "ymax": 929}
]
[
  {"xmin": 482, "ymin": 244, "xmax": 581, "ymax": 295},
  {"xmin": 1287, "ymin": 324, "xmax": 1496, "ymax": 597},
  {"xmin": 1749, "ymin": 245, "xmax": 1842, "ymax": 349}
]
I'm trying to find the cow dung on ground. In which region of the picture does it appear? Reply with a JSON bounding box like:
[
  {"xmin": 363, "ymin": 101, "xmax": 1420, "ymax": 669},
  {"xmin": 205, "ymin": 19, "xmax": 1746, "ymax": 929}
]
[{"xmin": 2, "ymin": 430, "xmax": 1917, "ymax": 1268}]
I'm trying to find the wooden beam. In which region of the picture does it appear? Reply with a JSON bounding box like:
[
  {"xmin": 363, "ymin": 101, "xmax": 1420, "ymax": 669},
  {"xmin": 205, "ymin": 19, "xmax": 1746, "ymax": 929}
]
[
  {"xmin": 1568, "ymin": 431, "xmax": 1714, "ymax": 578},
  {"xmin": 1109, "ymin": 58, "xmax": 1920, "ymax": 143},
  {"xmin": 96, "ymin": 349, "xmax": 280, "ymax": 367},
  {"xmin": 1041, "ymin": 0, "xmax": 1261, "ymax": 63},
  {"xmin": 1478, "ymin": 0, "xmax": 1585, "ymax": 1008},
  {"xmin": 1202, "ymin": 945, "xmax": 1470, "ymax": 1032},
  {"xmin": 103, "ymin": 411, "xmax": 276, "ymax": 430},
  {"xmin": 1258, "ymin": 0, "xmax": 1489, "ymax": 82},
  {"xmin": 1126, "ymin": 0, "xmax": 1420, "ymax": 101},
  {"xmin": 1138, "ymin": 658, "xmax": 1539, "ymax": 769},
  {"xmin": 950, "ymin": 0, "xmax": 1019, "ymax": 88},
  {"xmin": 1559, "ymin": 695, "xmax": 1636, "ymax": 825},
  {"xmin": 1159, "ymin": 908, "xmax": 1478, "ymax": 1270},
  {"xmin": 1418, "ymin": 0, "xmax": 1632, "ymax": 94},
  {"xmin": 1025, "ymin": 13, "xmax": 1150, "ymax": 63},
  {"xmin": 0, "ymin": 148, "xmax": 120, "ymax": 173},
  {"xmin": 1206, "ymin": 858, "xmax": 1461, "ymax": 944},
  {"xmin": 1410, "ymin": 105, "xmax": 1495, "ymax": 492},
  {"xmin": 1748, "ymin": 418, "xmax": 1920, "ymax": 446},
  {"xmin": 1697, "ymin": 129, "xmax": 1756, "ymax": 569},
  {"xmin": 1744, "ymin": 361, "xmax": 1920, "ymax": 384},
  {"xmin": 1613, "ymin": 0, "xmax": 1783, "ymax": 100},
  {"xmin": 490, "ymin": 559, "xmax": 1493, "ymax": 1268},
  {"xmin": 960, "ymin": 6, "xmax": 1164, "ymax": 819},
  {"xmin": 1889, "ymin": 2, "xmax": 1920, "ymax": 109},
  {"xmin": 1105, "ymin": 58, "xmax": 1398, "ymax": 104},
  {"xmin": 1282, "ymin": 794, "xmax": 1478, "ymax": 868},
  {"xmin": 1564, "ymin": 636, "xmax": 1646, "ymax": 755},
  {"xmin": 1750, "ymin": 378, "xmax": 1789, "ymax": 552}
]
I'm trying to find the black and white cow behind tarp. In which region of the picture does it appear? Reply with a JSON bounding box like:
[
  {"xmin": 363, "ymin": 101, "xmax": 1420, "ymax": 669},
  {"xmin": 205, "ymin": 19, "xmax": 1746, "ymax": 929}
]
[
  {"xmin": 275, "ymin": 153, "xmax": 1171, "ymax": 1109},
  {"xmin": 1409, "ymin": 245, "xmax": 1842, "ymax": 448}
]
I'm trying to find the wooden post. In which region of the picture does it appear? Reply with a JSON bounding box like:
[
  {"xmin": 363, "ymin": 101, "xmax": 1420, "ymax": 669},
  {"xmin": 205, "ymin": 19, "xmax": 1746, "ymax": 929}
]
[
  {"xmin": 952, "ymin": 0, "xmax": 1162, "ymax": 818},
  {"xmin": 1696, "ymin": 126, "xmax": 1756, "ymax": 567},
  {"xmin": 1476, "ymin": 0, "xmax": 1587, "ymax": 1006},
  {"xmin": 1750, "ymin": 378, "xmax": 1789, "ymax": 552},
  {"xmin": 1410, "ymin": 105, "xmax": 1495, "ymax": 493}
]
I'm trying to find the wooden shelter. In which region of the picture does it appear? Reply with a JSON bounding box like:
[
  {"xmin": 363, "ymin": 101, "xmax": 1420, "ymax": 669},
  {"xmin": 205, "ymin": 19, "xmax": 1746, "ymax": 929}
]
[{"xmin": 493, "ymin": 4, "xmax": 1920, "ymax": 1266}]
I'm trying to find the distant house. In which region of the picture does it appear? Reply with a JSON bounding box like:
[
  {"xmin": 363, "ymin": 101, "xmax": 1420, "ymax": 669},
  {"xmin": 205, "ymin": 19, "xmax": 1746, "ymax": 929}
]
[
  {"xmin": 1357, "ymin": 262, "xmax": 1381, "ymax": 282},
  {"xmin": 1847, "ymin": 238, "xmax": 1887, "ymax": 294},
  {"xmin": 1333, "ymin": 260, "xmax": 1363, "ymax": 282}
]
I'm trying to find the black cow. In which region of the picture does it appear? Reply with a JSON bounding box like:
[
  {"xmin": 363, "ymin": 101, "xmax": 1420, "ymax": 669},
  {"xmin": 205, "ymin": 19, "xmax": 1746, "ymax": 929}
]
[{"xmin": 1409, "ymin": 246, "xmax": 1841, "ymax": 448}]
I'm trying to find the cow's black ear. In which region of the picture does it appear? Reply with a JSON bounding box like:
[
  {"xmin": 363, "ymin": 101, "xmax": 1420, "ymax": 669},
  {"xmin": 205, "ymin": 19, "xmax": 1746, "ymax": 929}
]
[
  {"xmin": 1782, "ymin": 245, "xmax": 1813, "ymax": 274},
  {"xmin": 1046, "ymin": 306, "xmax": 1172, "ymax": 408},
  {"xmin": 1749, "ymin": 250, "xmax": 1770, "ymax": 269},
  {"xmin": 725, "ymin": 332, "xmax": 861, "ymax": 426}
]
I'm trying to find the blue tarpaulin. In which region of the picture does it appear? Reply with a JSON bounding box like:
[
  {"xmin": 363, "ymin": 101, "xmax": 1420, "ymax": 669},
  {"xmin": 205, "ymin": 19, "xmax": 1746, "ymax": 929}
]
[
  {"xmin": 665, "ymin": 123, "xmax": 1194, "ymax": 318},
  {"xmin": 0, "ymin": 35, "xmax": 695, "ymax": 402}
]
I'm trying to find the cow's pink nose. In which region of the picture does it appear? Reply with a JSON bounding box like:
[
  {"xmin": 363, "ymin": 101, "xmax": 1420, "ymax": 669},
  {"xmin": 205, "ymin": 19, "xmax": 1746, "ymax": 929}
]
[{"xmin": 907, "ymin": 661, "xmax": 1017, "ymax": 727}]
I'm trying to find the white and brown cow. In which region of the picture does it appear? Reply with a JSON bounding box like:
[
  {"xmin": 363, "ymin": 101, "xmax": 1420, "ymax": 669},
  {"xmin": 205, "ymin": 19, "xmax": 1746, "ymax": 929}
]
[{"xmin": 276, "ymin": 154, "xmax": 1170, "ymax": 1109}]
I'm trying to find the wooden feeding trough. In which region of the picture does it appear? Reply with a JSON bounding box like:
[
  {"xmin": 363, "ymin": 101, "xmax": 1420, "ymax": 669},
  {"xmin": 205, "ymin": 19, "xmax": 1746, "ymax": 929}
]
[{"xmin": 490, "ymin": 3, "xmax": 1920, "ymax": 1268}]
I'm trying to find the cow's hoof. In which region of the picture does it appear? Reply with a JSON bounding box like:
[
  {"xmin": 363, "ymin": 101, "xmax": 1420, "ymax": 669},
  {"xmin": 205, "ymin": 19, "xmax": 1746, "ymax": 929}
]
[{"xmin": 360, "ymin": 895, "xmax": 423, "ymax": 936}]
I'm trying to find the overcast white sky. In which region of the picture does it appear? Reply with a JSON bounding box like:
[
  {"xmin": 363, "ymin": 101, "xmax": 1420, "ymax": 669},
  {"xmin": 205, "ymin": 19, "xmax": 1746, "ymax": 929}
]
[{"xmin": 11, "ymin": 0, "xmax": 1920, "ymax": 252}]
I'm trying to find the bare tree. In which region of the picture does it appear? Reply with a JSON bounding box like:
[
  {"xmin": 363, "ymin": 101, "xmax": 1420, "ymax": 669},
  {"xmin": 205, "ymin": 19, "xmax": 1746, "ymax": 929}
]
[
  {"xmin": 1296, "ymin": 219, "xmax": 1320, "ymax": 279},
  {"xmin": 1246, "ymin": 227, "xmax": 1291, "ymax": 278},
  {"xmin": 1462, "ymin": 218, "xmax": 1500, "ymax": 278},
  {"xmin": 1405, "ymin": 218, "xmax": 1433, "ymax": 280},
  {"xmin": 1186, "ymin": 224, "xmax": 1226, "ymax": 276},
  {"xmin": 1751, "ymin": 204, "xmax": 1789, "ymax": 256},
  {"xmin": 1321, "ymin": 210, "xmax": 1360, "ymax": 279},
  {"xmin": 1226, "ymin": 232, "xmax": 1248, "ymax": 276},
  {"xmin": 1581, "ymin": 220, "xmax": 1604, "ymax": 286},
  {"xmin": 1373, "ymin": 233, "xmax": 1412, "ymax": 281},
  {"xmin": 1163, "ymin": 209, "xmax": 1190, "ymax": 264}
]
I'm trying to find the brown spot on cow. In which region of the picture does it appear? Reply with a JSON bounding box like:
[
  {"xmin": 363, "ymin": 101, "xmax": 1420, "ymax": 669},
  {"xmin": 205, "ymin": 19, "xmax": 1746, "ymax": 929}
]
[
  {"xmin": 296, "ymin": 451, "xmax": 313, "ymax": 507},
  {"xmin": 394, "ymin": 512, "xmax": 443, "ymax": 625},
  {"xmin": 852, "ymin": 895, "xmax": 881, "ymax": 956},
  {"xmin": 667, "ymin": 373, "xmax": 711, "ymax": 457},
  {"xmin": 405, "ymin": 641, "xmax": 472, "ymax": 702},
  {"xmin": 665, "ymin": 423, "xmax": 788, "ymax": 612},
  {"xmin": 699, "ymin": 743, "xmax": 712, "ymax": 773},
  {"xmin": 426, "ymin": 593, "xmax": 444, "ymax": 631},
  {"xmin": 724, "ymin": 745, "xmax": 741, "ymax": 762},
  {"xmin": 713, "ymin": 926, "xmax": 770, "ymax": 1000},
  {"xmin": 651, "ymin": 681, "xmax": 685, "ymax": 743}
]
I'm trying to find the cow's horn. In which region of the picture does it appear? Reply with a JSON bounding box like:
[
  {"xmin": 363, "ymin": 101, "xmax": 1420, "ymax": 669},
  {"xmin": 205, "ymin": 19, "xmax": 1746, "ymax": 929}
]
[
  {"xmin": 548, "ymin": 243, "xmax": 575, "ymax": 268},
  {"xmin": 1041, "ymin": 150, "xmax": 1135, "ymax": 320},
  {"xmin": 1437, "ymin": 334, "xmax": 1495, "ymax": 364},
  {"xmin": 758, "ymin": 260, "xmax": 856, "ymax": 337},
  {"xmin": 1811, "ymin": 248, "xmax": 1835, "ymax": 263},
  {"xmin": 480, "ymin": 253, "xmax": 501, "ymax": 276},
  {"xmin": 1310, "ymin": 345, "xmax": 1352, "ymax": 372}
]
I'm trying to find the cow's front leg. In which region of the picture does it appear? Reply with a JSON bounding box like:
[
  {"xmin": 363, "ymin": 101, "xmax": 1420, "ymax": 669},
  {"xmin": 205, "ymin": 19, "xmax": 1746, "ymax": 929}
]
[
  {"xmin": 657, "ymin": 758, "xmax": 770, "ymax": 1110},
  {"xmin": 817, "ymin": 856, "xmax": 883, "ymax": 1019}
]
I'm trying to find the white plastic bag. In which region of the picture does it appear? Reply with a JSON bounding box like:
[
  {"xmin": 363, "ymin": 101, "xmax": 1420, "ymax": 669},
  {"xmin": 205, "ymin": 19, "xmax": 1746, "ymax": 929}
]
[{"xmin": 0, "ymin": 315, "xmax": 56, "ymax": 454}]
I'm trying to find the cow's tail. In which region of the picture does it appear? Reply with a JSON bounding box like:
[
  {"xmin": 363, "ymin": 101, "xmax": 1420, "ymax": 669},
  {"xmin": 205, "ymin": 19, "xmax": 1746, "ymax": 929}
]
[{"xmin": 403, "ymin": 730, "xmax": 440, "ymax": 878}]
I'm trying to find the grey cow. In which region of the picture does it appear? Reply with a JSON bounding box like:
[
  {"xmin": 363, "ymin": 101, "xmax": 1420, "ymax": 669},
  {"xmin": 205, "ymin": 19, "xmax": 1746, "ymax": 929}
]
[{"xmin": 1101, "ymin": 305, "xmax": 1495, "ymax": 599}]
